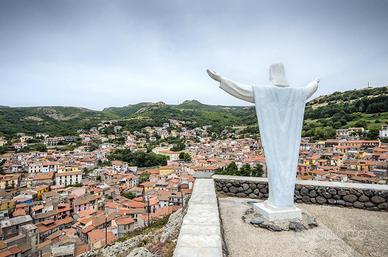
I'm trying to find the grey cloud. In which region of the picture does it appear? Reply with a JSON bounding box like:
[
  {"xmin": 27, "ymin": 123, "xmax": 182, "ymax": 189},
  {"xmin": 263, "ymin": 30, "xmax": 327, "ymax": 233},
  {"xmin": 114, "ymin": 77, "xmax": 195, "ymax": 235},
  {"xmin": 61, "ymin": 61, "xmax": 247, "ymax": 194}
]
[{"xmin": 0, "ymin": 0, "xmax": 387, "ymax": 109}]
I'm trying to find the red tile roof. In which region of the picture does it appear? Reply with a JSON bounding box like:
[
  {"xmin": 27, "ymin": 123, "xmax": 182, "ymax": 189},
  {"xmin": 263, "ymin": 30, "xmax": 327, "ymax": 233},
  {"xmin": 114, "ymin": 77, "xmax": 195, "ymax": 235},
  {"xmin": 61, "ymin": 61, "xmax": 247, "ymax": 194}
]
[{"xmin": 115, "ymin": 216, "xmax": 135, "ymax": 225}]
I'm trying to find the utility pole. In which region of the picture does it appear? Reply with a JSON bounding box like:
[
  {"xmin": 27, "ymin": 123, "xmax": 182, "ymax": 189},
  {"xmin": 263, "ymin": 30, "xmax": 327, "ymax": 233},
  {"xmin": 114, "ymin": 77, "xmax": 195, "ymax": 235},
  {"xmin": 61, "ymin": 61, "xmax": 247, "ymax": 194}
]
[
  {"xmin": 147, "ymin": 196, "xmax": 150, "ymax": 227},
  {"xmin": 105, "ymin": 216, "xmax": 107, "ymax": 247}
]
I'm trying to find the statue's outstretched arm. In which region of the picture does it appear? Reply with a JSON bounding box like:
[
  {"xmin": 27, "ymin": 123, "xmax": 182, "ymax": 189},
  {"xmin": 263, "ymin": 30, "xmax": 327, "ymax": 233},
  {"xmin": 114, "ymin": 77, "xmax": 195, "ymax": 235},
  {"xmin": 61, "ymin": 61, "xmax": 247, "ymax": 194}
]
[
  {"xmin": 305, "ymin": 78, "xmax": 320, "ymax": 100},
  {"xmin": 207, "ymin": 69, "xmax": 255, "ymax": 103}
]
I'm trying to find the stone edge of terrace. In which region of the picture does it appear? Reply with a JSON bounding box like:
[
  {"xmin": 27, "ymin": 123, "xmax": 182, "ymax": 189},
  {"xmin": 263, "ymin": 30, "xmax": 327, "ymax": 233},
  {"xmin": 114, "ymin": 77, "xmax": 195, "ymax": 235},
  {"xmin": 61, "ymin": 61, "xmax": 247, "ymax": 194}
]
[
  {"xmin": 213, "ymin": 175, "xmax": 388, "ymax": 190},
  {"xmin": 214, "ymin": 175, "xmax": 388, "ymax": 211},
  {"xmin": 173, "ymin": 178, "xmax": 223, "ymax": 257}
]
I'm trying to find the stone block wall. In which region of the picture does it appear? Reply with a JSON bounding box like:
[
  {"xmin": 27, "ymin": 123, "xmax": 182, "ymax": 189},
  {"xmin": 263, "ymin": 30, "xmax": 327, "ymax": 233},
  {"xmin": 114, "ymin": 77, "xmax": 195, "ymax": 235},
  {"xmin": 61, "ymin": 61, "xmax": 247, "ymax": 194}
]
[{"xmin": 213, "ymin": 175, "xmax": 388, "ymax": 211}]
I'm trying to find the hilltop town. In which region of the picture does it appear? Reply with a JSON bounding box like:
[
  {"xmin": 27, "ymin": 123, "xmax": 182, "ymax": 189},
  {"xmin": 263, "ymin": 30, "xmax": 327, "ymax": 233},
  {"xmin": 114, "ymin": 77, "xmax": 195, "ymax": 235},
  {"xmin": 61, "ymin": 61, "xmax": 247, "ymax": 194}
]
[
  {"xmin": 1, "ymin": 1, "xmax": 387, "ymax": 255},
  {"xmin": 0, "ymin": 84, "xmax": 386, "ymax": 257},
  {"xmin": 0, "ymin": 111, "xmax": 387, "ymax": 256}
]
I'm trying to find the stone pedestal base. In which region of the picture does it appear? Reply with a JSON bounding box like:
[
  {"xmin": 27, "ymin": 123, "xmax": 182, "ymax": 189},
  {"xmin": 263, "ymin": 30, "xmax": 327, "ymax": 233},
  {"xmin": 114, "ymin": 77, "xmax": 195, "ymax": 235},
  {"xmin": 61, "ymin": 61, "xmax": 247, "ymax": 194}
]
[{"xmin": 253, "ymin": 201, "xmax": 302, "ymax": 221}]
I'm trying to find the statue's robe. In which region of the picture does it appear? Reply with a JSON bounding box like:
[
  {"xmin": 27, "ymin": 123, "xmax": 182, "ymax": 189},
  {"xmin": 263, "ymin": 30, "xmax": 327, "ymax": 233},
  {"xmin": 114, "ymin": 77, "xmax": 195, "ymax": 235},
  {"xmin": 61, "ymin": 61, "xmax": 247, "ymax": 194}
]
[{"xmin": 253, "ymin": 86, "xmax": 306, "ymax": 208}]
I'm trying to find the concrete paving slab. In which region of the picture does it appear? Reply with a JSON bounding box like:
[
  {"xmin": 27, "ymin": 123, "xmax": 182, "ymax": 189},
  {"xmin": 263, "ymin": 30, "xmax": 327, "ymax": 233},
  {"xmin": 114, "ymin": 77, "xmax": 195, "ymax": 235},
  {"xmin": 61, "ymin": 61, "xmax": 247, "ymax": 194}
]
[
  {"xmin": 219, "ymin": 197, "xmax": 376, "ymax": 257},
  {"xmin": 174, "ymin": 247, "xmax": 222, "ymax": 257}
]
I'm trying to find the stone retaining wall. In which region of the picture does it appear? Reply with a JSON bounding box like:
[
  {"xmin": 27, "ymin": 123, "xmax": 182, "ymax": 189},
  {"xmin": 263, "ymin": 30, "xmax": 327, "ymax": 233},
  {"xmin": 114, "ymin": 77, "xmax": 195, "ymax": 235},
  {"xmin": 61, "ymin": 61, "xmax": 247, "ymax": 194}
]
[{"xmin": 213, "ymin": 175, "xmax": 388, "ymax": 211}]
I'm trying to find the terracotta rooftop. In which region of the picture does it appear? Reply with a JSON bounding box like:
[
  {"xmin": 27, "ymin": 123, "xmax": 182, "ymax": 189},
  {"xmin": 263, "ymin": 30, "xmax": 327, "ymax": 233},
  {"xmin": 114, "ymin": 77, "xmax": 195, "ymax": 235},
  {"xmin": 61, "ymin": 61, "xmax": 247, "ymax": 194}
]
[{"xmin": 115, "ymin": 216, "xmax": 135, "ymax": 225}]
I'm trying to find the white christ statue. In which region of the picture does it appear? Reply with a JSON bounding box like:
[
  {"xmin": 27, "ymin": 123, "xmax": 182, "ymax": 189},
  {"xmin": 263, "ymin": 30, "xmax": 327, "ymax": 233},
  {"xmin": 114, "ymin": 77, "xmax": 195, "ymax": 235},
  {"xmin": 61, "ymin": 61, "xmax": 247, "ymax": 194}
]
[{"xmin": 207, "ymin": 63, "xmax": 319, "ymax": 220}]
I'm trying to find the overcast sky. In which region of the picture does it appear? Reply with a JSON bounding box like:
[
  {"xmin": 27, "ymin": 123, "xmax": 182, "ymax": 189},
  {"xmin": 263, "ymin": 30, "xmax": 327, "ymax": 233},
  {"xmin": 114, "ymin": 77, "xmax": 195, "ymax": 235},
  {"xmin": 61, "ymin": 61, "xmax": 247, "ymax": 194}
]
[{"xmin": 0, "ymin": 0, "xmax": 387, "ymax": 110}]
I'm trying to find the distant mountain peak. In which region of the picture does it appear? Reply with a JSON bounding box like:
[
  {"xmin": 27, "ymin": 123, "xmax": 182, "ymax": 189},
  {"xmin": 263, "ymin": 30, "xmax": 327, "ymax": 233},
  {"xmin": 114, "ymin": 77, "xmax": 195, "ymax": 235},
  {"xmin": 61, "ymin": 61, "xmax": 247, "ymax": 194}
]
[
  {"xmin": 180, "ymin": 100, "xmax": 203, "ymax": 106},
  {"xmin": 136, "ymin": 101, "xmax": 166, "ymax": 106},
  {"xmin": 155, "ymin": 101, "xmax": 166, "ymax": 106}
]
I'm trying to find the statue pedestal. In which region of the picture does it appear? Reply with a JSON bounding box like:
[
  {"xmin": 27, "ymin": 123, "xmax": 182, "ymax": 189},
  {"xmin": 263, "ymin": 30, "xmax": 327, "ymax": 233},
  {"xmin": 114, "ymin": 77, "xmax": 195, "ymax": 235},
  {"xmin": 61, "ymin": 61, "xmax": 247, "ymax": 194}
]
[{"xmin": 253, "ymin": 201, "xmax": 302, "ymax": 221}]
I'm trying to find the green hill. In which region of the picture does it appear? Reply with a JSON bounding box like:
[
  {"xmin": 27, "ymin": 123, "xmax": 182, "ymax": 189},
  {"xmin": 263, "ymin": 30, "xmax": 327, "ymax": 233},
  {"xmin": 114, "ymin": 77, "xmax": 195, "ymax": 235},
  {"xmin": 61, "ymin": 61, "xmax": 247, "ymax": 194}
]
[
  {"xmin": 102, "ymin": 100, "xmax": 257, "ymax": 134},
  {"xmin": 0, "ymin": 86, "xmax": 386, "ymax": 139},
  {"xmin": 303, "ymin": 86, "xmax": 387, "ymax": 139},
  {"xmin": 0, "ymin": 106, "xmax": 114, "ymax": 137},
  {"xmin": 103, "ymin": 102, "xmax": 167, "ymax": 117}
]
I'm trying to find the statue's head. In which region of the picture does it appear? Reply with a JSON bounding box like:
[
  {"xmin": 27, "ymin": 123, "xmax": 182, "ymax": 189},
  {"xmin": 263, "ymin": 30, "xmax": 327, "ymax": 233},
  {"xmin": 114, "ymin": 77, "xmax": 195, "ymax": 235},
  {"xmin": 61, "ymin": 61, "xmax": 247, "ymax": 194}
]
[{"xmin": 269, "ymin": 63, "xmax": 289, "ymax": 87}]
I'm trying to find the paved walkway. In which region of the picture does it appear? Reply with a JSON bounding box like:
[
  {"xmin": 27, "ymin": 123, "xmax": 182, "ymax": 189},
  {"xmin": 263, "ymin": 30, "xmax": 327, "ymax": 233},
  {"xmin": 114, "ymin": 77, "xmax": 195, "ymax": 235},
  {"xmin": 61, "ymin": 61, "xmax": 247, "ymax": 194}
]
[
  {"xmin": 174, "ymin": 179, "xmax": 223, "ymax": 257},
  {"xmin": 219, "ymin": 197, "xmax": 388, "ymax": 257}
]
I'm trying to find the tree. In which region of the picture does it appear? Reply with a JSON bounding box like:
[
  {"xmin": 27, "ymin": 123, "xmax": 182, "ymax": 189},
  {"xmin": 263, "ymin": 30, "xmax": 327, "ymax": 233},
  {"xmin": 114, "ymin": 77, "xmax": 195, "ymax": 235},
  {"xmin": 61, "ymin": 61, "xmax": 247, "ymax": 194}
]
[
  {"xmin": 97, "ymin": 160, "xmax": 111, "ymax": 167},
  {"xmin": 215, "ymin": 162, "xmax": 264, "ymax": 177},
  {"xmin": 0, "ymin": 146, "xmax": 8, "ymax": 154},
  {"xmin": 313, "ymin": 127, "xmax": 336, "ymax": 140},
  {"xmin": 225, "ymin": 162, "xmax": 239, "ymax": 175},
  {"xmin": 139, "ymin": 173, "xmax": 150, "ymax": 183},
  {"xmin": 123, "ymin": 192, "xmax": 136, "ymax": 199},
  {"xmin": 170, "ymin": 142, "xmax": 185, "ymax": 152},
  {"xmin": 365, "ymin": 129, "xmax": 379, "ymax": 140},
  {"xmin": 35, "ymin": 144, "xmax": 47, "ymax": 152},
  {"xmin": 66, "ymin": 183, "xmax": 83, "ymax": 188},
  {"xmin": 239, "ymin": 164, "xmax": 252, "ymax": 176},
  {"xmin": 83, "ymin": 168, "xmax": 90, "ymax": 175},
  {"xmin": 252, "ymin": 164, "xmax": 264, "ymax": 177},
  {"xmin": 108, "ymin": 149, "xmax": 168, "ymax": 167},
  {"xmin": 354, "ymin": 120, "xmax": 367, "ymax": 128},
  {"xmin": 18, "ymin": 144, "xmax": 47, "ymax": 153},
  {"xmin": 179, "ymin": 152, "xmax": 192, "ymax": 162}
]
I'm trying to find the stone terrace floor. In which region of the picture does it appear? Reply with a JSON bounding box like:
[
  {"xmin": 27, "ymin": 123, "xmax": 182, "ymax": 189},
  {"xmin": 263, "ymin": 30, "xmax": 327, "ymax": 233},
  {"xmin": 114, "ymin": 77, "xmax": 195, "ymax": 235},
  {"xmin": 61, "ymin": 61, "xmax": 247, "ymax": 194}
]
[{"xmin": 219, "ymin": 197, "xmax": 388, "ymax": 257}]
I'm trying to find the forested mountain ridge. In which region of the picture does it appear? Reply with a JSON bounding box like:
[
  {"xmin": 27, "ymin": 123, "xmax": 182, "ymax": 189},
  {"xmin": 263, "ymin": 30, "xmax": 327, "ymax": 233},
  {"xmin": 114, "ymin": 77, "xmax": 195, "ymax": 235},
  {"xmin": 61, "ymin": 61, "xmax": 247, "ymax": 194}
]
[
  {"xmin": 303, "ymin": 86, "xmax": 387, "ymax": 139},
  {"xmin": 308, "ymin": 86, "xmax": 386, "ymax": 109},
  {"xmin": 0, "ymin": 106, "xmax": 114, "ymax": 137},
  {"xmin": 0, "ymin": 86, "xmax": 386, "ymax": 139}
]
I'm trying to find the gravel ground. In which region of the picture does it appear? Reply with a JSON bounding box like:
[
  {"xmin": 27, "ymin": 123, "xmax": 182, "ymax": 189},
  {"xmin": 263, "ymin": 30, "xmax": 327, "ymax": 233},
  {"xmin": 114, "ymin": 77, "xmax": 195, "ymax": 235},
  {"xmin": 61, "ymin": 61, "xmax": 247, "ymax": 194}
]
[
  {"xmin": 219, "ymin": 197, "xmax": 388, "ymax": 257},
  {"xmin": 301, "ymin": 203, "xmax": 388, "ymax": 257}
]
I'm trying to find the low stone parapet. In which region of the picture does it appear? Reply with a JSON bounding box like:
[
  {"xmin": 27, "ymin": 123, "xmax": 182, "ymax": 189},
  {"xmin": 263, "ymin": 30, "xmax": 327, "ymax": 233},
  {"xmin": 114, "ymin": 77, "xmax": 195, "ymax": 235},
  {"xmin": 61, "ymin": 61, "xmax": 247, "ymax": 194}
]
[
  {"xmin": 213, "ymin": 175, "xmax": 388, "ymax": 211},
  {"xmin": 174, "ymin": 178, "xmax": 223, "ymax": 257}
]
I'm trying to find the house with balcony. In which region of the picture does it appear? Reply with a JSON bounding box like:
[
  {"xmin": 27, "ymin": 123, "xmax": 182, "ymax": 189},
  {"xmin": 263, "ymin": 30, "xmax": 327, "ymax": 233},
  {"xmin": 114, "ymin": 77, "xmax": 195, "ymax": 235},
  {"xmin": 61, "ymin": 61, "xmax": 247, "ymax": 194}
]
[{"xmin": 55, "ymin": 171, "xmax": 82, "ymax": 186}]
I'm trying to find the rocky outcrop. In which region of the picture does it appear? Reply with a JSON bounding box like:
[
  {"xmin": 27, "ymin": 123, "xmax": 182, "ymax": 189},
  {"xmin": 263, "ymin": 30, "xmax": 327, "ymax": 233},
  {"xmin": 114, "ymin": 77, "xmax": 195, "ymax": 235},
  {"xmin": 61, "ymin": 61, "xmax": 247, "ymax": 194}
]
[
  {"xmin": 214, "ymin": 176, "xmax": 388, "ymax": 212},
  {"xmin": 80, "ymin": 207, "xmax": 186, "ymax": 257},
  {"xmin": 243, "ymin": 206, "xmax": 318, "ymax": 232},
  {"xmin": 126, "ymin": 247, "xmax": 155, "ymax": 257}
]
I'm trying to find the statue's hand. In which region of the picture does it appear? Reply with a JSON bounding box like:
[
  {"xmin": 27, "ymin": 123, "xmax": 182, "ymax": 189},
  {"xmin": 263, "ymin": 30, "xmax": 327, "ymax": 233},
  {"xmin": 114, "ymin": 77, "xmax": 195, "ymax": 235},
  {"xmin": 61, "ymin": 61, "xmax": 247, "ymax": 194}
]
[
  {"xmin": 305, "ymin": 78, "xmax": 320, "ymax": 100},
  {"xmin": 207, "ymin": 69, "xmax": 222, "ymax": 82}
]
